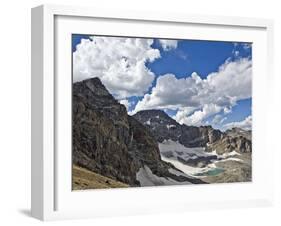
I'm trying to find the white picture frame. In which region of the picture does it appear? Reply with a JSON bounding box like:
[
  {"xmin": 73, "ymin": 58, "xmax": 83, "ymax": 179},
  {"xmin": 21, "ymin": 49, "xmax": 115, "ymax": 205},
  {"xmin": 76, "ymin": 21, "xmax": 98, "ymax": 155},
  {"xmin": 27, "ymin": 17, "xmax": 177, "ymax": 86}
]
[{"xmin": 31, "ymin": 4, "xmax": 274, "ymax": 221}]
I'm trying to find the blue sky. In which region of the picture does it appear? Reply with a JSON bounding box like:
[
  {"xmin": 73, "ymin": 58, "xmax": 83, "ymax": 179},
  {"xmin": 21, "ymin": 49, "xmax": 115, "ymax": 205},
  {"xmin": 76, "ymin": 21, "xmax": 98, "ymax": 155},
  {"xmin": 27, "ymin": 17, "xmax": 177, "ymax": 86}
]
[{"xmin": 72, "ymin": 34, "xmax": 252, "ymax": 131}]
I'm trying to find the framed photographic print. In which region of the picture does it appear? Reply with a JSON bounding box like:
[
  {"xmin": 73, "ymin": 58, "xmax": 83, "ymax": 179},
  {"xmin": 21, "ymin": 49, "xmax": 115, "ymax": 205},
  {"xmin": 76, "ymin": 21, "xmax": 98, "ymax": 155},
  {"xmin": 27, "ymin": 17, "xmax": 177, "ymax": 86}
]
[{"xmin": 31, "ymin": 4, "xmax": 274, "ymax": 221}]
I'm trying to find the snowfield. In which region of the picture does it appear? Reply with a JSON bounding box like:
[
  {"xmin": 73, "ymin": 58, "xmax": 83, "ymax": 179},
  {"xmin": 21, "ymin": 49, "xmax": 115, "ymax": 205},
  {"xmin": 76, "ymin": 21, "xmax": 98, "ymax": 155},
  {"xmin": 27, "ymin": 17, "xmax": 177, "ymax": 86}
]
[
  {"xmin": 158, "ymin": 139, "xmax": 215, "ymax": 161},
  {"xmin": 158, "ymin": 140, "xmax": 218, "ymax": 177},
  {"xmin": 135, "ymin": 140, "xmax": 245, "ymax": 186},
  {"xmin": 158, "ymin": 140, "xmax": 244, "ymax": 178},
  {"xmin": 161, "ymin": 156, "xmax": 213, "ymax": 175},
  {"xmin": 136, "ymin": 165, "xmax": 191, "ymax": 186}
]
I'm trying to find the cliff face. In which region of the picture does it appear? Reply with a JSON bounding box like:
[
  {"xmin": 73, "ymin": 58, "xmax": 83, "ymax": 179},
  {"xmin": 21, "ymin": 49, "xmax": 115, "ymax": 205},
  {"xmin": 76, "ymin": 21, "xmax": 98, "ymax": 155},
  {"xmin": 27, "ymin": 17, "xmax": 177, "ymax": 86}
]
[
  {"xmin": 73, "ymin": 78, "xmax": 139, "ymax": 185},
  {"xmin": 73, "ymin": 78, "xmax": 204, "ymax": 186},
  {"xmin": 133, "ymin": 110, "xmax": 223, "ymax": 147},
  {"xmin": 206, "ymin": 129, "xmax": 251, "ymax": 154}
]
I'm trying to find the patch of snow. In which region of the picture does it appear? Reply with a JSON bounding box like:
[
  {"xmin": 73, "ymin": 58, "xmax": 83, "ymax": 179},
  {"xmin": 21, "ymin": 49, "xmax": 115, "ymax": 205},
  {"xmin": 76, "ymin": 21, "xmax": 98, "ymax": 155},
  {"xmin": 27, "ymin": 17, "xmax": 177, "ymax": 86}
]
[
  {"xmin": 210, "ymin": 149, "xmax": 217, "ymax": 155},
  {"xmin": 211, "ymin": 150, "xmax": 243, "ymax": 162},
  {"xmin": 156, "ymin": 115, "xmax": 160, "ymax": 119},
  {"xmin": 168, "ymin": 168, "xmax": 188, "ymax": 177},
  {"xmin": 166, "ymin": 124, "xmax": 176, "ymax": 129},
  {"xmin": 208, "ymin": 163, "xmax": 217, "ymax": 168},
  {"xmin": 209, "ymin": 149, "xmax": 242, "ymax": 160},
  {"xmin": 222, "ymin": 151, "xmax": 241, "ymax": 158},
  {"xmin": 161, "ymin": 156, "xmax": 214, "ymax": 176},
  {"xmin": 145, "ymin": 119, "xmax": 151, "ymax": 125},
  {"xmin": 219, "ymin": 157, "xmax": 243, "ymax": 163},
  {"xmin": 136, "ymin": 165, "xmax": 191, "ymax": 186}
]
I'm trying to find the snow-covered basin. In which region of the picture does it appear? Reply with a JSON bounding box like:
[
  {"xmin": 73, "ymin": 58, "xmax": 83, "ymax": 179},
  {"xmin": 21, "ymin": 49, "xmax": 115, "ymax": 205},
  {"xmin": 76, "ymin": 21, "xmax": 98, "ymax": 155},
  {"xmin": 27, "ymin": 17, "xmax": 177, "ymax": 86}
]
[
  {"xmin": 158, "ymin": 140, "xmax": 242, "ymax": 177},
  {"xmin": 159, "ymin": 139, "xmax": 213, "ymax": 160},
  {"xmin": 135, "ymin": 140, "xmax": 243, "ymax": 186}
]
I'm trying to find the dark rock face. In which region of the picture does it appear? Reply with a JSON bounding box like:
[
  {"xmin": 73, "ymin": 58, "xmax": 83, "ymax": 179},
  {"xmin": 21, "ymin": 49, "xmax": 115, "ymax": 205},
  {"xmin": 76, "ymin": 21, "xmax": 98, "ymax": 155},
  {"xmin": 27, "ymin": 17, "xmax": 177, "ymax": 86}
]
[
  {"xmin": 180, "ymin": 125, "xmax": 224, "ymax": 147},
  {"xmin": 133, "ymin": 110, "xmax": 182, "ymax": 143},
  {"xmin": 133, "ymin": 110, "xmax": 223, "ymax": 147},
  {"xmin": 133, "ymin": 110, "xmax": 251, "ymax": 154},
  {"xmin": 73, "ymin": 78, "xmax": 204, "ymax": 186},
  {"xmin": 206, "ymin": 133, "xmax": 252, "ymax": 154},
  {"xmin": 73, "ymin": 78, "xmax": 139, "ymax": 185}
]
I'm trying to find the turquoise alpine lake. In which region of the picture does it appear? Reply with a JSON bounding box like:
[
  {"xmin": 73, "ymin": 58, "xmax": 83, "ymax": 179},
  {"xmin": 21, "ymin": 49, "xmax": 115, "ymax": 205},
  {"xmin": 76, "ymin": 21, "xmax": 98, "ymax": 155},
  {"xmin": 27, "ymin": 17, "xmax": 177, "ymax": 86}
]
[{"xmin": 194, "ymin": 168, "xmax": 224, "ymax": 176}]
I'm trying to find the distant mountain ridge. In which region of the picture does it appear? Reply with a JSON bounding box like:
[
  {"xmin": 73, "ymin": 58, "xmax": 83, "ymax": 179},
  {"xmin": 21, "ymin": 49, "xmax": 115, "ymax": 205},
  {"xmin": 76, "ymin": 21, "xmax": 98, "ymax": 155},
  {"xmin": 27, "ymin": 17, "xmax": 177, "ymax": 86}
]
[{"xmin": 133, "ymin": 110, "xmax": 251, "ymax": 154}]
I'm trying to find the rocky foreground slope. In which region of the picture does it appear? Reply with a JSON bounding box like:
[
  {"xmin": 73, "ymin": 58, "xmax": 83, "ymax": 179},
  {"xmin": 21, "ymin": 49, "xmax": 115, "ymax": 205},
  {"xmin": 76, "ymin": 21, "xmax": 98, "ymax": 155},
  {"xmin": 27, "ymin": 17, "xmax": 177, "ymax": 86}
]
[{"xmin": 73, "ymin": 78, "xmax": 204, "ymax": 188}]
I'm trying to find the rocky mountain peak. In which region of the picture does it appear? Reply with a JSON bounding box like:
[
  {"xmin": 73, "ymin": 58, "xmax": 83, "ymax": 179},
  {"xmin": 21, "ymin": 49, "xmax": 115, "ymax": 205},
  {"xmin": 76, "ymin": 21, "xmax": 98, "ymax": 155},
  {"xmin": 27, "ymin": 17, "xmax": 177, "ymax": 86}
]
[
  {"xmin": 134, "ymin": 109, "xmax": 177, "ymax": 126},
  {"xmin": 135, "ymin": 109, "xmax": 170, "ymax": 118},
  {"xmin": 80, "ymin": 77, "xmax": 111, "ymax": 96},
  {"xmin": 73, "ymin": 78, "xmax": 204, "ymax": 186},
  {"xmin": 225, "ymin": 127, "xmax": 251, "ymax": 140},
  {"xmin": 133, "ymin": 110, "xmax": 223, "ymax": 147}
]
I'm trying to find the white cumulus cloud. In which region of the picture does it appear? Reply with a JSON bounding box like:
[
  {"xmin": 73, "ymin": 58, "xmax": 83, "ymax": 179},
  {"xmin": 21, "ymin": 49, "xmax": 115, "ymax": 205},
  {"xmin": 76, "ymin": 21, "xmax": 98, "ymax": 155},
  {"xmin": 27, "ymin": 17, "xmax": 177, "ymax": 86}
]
[
  {"xmin": 73, "ymin": 36, "xmax": 160, "ymax": 99},
  {"xmin": 119, "ymin": 99, "xmax": 131, "ymax": 110},
  {"xmin": 222, "ymin": 115, "xmax": 252, "ymax": 131},
  {"xmin": 159, "ymin": 39, "xmax": 178, "ymax": 51},
  {"xmin": 133, "ymin": 72, "xmax": 204, "ymax": 112},
  {"xmin": 174, "ymin": 104, "xmax": 222, "ymax": 126},
  {"xmin": 133, "ymin": 57, "xmax": 252, "ymax": 126}
]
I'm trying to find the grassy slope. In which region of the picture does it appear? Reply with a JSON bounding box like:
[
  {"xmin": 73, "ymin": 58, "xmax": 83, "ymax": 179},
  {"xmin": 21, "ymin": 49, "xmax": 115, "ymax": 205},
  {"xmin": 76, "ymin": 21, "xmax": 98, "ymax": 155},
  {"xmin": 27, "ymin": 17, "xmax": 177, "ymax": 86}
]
[{"xmin": 73, "ymin": 165, "xmax": 129, "ymax": 190}]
